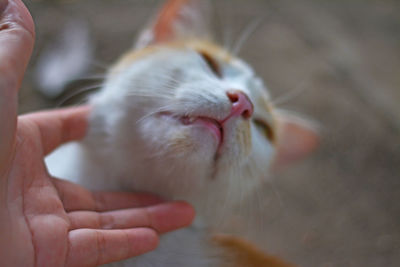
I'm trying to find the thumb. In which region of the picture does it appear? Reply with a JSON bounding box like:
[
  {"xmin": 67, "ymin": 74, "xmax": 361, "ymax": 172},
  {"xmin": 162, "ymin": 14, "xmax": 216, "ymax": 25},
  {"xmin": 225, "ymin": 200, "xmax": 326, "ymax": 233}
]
[{"xmin": 0, "ymin": 0, "xmax": 35, "ymax": 169}]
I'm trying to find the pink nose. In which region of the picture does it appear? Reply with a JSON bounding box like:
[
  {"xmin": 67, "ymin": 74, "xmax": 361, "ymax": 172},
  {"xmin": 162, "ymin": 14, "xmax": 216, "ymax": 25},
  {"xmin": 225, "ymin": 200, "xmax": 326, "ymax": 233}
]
[{"xmin": 226, "ymin": 90, "xmax": 254, "ymax": 120}]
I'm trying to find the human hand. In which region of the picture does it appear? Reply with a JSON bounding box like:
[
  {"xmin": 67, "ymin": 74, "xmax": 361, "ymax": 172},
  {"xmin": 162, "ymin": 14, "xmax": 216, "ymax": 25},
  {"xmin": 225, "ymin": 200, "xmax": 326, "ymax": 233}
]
[{"xmin": 0, "ymin": 1, "xmax": 195, "ymax": 266}]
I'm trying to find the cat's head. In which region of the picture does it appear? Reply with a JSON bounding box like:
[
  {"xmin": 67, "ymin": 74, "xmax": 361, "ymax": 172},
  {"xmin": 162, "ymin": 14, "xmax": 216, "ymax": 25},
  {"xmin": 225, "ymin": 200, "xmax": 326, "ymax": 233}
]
[{"xmin": 88, "ymin": 0, "xmax": 318, "ymax": 213}]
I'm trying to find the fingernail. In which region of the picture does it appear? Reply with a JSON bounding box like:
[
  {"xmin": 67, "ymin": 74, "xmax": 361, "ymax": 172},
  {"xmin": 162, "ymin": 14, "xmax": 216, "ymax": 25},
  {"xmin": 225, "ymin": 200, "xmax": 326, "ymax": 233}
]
[{"xmin": 0, "ymin": 0, "xmax": 8, "ymax": 17}]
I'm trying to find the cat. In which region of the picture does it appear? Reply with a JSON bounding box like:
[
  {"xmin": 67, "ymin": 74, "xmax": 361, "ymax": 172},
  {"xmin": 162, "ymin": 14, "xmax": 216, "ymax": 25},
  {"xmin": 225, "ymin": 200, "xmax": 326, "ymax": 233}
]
[{"xmin": 46, "ymin": 0, "xmax": 318, "ymax": 266}]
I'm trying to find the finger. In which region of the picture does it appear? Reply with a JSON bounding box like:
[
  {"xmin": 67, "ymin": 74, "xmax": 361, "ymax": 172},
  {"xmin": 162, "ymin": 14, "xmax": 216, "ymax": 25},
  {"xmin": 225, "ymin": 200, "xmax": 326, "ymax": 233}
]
[
  {"xmin": 0, "ymin": 0, "xmax": 34, "ymax": 168},
  {"xmin": 0, "ymin": 0, "xmax": 34, "ymax": 90},
  {"xmin": 68, "ymin": 201, "xmax": 195, "ymax": 233},
  {"xmin": 66, "ymin": 228, "xmax": 158, "ymax": 267},
  {"xmin": 19, "ymin": 106, "xmax": 90, "ymax": 155},
  {"xmin": 52, "ymin": 177, "xmax": 164, "ymax": 211}
]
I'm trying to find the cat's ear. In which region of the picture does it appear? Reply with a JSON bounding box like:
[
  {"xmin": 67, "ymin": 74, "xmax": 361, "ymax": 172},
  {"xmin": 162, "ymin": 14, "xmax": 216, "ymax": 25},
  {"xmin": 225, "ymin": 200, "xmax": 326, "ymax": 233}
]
[
  {"xmin": 272, "ymin": 110, "xmax": 319, "ymax": 170},
  {"xmin": 135, "ymin": 0, "xmax": 212, "ymax": 49}
]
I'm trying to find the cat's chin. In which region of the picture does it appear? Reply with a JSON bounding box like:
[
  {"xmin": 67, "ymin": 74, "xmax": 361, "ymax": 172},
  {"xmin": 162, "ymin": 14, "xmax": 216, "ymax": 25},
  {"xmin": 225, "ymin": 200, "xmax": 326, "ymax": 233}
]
[{"xmin": 158, "ymin": 112, "xmax": 223, "ymax": 150}]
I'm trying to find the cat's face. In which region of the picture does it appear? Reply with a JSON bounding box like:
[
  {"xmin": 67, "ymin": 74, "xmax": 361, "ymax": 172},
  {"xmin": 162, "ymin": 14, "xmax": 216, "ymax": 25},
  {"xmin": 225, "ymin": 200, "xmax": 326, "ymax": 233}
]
[
  {"xmin": 118, "ymin": 40, "xmax": 275, "ymax": 165},
  {"xmin": 87, "ymin": 0, "xmax": 317, "ymax": 213},
  {"xmin": 91, "ymin": 40, "xmax": 274, "ymax": 198}
]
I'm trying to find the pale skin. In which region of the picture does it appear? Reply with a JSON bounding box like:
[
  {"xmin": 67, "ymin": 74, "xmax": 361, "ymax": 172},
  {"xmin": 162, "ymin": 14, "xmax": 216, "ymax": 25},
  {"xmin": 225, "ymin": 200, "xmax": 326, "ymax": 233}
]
[{"xmin": 0, "ymin": 1, "xmax": 195, "ymax": 266}]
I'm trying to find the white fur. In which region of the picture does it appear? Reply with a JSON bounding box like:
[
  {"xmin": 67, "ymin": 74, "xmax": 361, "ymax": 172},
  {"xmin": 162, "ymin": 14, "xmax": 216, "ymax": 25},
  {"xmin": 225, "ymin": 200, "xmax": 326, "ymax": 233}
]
[{"xmin": 46, "ymin": 45, "xmax": 275, "ymax": 266}]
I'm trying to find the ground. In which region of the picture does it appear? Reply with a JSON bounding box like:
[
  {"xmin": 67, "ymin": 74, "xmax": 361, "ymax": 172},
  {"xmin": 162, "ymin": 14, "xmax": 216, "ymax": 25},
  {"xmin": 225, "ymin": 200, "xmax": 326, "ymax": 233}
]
[{"xmin": 20, "ymin": 0, "xmax": 400, "ymax": 266}]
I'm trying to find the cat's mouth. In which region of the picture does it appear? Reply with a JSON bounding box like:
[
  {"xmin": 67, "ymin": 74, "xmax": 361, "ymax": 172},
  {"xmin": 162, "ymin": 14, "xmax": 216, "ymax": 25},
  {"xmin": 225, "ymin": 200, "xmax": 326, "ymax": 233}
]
[{"xmin": 160, "ymin": 113, "xmax": 224, "ymax": 152}]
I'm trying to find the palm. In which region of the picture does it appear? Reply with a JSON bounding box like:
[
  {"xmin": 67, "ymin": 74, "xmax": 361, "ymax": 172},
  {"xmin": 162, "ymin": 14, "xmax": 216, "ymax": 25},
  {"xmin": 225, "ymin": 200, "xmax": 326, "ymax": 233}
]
[
  {"xmin": 0, "ymin": 108, "xmax": 193, "ymax": 267},
  {"xmin": 4, "ymin": 121, "xmax": 72, "ymax": 266}
]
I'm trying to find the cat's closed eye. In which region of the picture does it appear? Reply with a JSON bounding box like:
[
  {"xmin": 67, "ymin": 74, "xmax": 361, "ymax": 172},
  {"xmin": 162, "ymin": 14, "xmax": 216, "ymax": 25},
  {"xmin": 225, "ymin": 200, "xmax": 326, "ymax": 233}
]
[
  {"xmin": 254, "ymin": 118, "xmax": 275, "ymax": 142},
  {"xmin": 198, "ymin": 50, "xmax": 221, "ymax": 77}
]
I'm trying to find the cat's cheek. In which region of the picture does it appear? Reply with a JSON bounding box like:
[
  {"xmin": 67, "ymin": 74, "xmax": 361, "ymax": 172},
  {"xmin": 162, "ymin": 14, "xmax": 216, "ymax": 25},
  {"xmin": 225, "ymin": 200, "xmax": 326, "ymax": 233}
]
[
  {"xmin": 250, "ymin": 128, "xmax": 276, "ymax": 172},
  {"xmin": 167, "ymin": 130, "xmax": 197, "ymax": 153},
  {"xmin": 236, "ymin": 122, "xmax": 252, "ymax": 157},
  {"xmin": 219, "ymin": 120, "xmax": 252, "ymax": 160}
]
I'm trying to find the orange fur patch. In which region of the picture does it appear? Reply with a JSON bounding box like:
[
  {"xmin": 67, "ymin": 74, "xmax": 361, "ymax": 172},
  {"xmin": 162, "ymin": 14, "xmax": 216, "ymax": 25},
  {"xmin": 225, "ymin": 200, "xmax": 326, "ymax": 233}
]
[
  {"xmin": 213, "ymin": 235, "xmax": 296, "ymax": 267},
  {"xmin": 110, "ymin": 39, "xmax": 233, "ymax": 76}
]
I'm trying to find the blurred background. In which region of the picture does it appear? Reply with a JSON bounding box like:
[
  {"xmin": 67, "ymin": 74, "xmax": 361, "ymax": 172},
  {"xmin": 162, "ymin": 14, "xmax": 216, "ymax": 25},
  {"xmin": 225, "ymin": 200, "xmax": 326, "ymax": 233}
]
[{"xmin": 21, "ymin": 0, "xmax": 400, "ymax": 266}]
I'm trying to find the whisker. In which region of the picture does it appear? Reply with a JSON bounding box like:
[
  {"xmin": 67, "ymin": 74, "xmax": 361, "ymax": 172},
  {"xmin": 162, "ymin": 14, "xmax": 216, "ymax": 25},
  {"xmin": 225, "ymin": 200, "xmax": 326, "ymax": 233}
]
[
  {"xmin": 135, "ymin": 104, "xmax": 176, "ymax": 125},
  {"xmin": 56, "ymin": 83, "xmax": 104, "ymax": 107},
  {"xmin": 125, "ymin": 92, "xmax": 173, "ymax": 99},
  {"xmin": 89, "ymin": 60, "xmax": 111, "ymax": 71},
  {"xmin": 267, "ymin": 179, "xmax": 286, "ymax": 214},
  {"xmin": 271, "ymin": 79, "xmax": 313, "ymax": 106},
  {"xmin": 232, "ymin": 16, "xmax": 265, "ymax": 56},
  {"xmin": 125, "ymin": 73, "xmax": 183, "ymax": 93},
  {"xmin": 254, "ymin": 161, "xmax": 287, "ymax": 216},
  {"xmin": 254, "ymin": 179, "xmax": 265, "ymax": 234},
  {"xmin": 218, "ymin": 168, "xmax": 235, "ymax": 226},
  {"xmin": 76, "ymin": 73, "xmax": 108, "ymax": 80},
  {"xmin": 211, "ymin": 0, "xmax": 223, "ymax": 44},
  {"xmin": 59, "ymin": 74, "xmax": 106, "ymax": 83},
  {"xmin": 222, "ymin": 0, "xmax": 235, "ymax": 51}
]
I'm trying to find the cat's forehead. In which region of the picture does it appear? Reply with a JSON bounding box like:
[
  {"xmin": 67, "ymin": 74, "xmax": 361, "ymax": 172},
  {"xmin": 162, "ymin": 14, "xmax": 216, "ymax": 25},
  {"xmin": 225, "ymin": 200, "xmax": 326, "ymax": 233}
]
[{"xmin": 111, "ymin": 40, "xmax": 234, "ymax": 75}]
